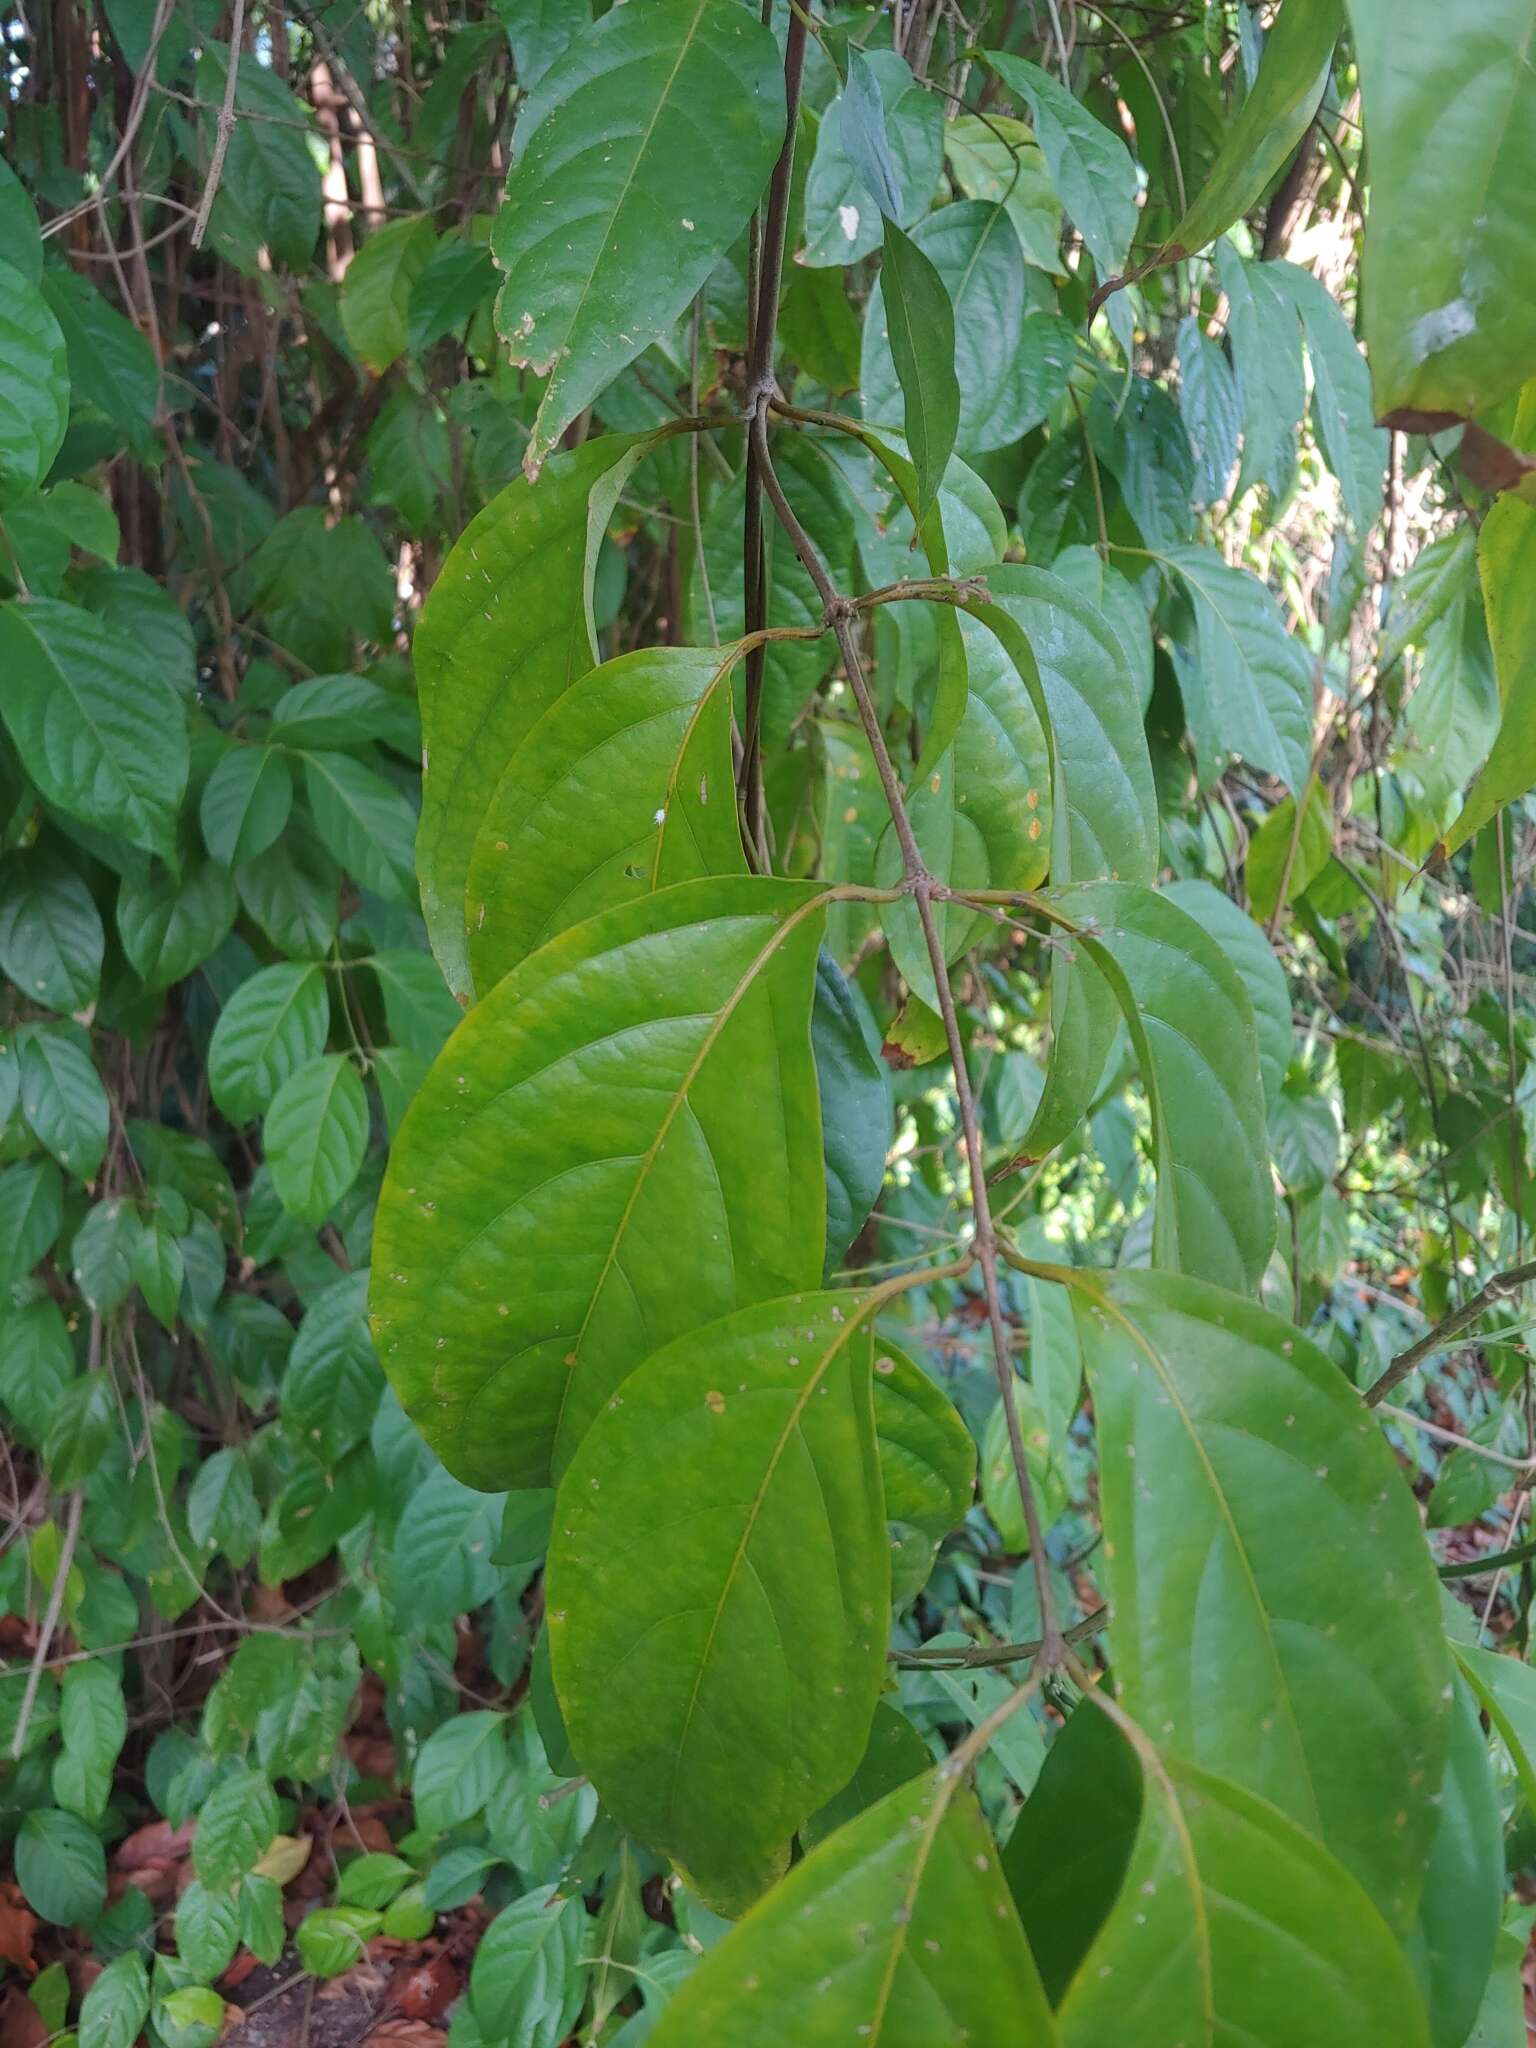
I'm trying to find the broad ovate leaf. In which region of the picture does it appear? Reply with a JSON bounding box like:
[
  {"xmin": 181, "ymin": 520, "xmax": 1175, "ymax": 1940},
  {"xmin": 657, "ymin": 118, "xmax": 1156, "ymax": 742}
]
[
  {"xmin": 371, "ymin": 877, "xmax": 829, "ymax": 1491},
  {"xmin": 264, "ymin": 1054, "xmax": 368, "ymax": 1224},
  {"xmin": 466, "ymin": 643, "xmax": 746, "ymax": 990},
  {"xmin": 548, "ymin": 1292, "xmax": 888, "ymax": 1913},
  {"xmin": 1162, "ymin": 544, "xmax": 1313, "ymax": 793},
  {"xmin": 0, "ymin": 596, "xmax": 188, "ymax": 861},
  {"xmin": 1162, "ymin": 877, "xmax": 1292, "ymax": 1105},
  {"xmin": 1068, "ymin": 1266, "xmax": 1454, "ymax": 1930},
  {"xmin": 1344, "ymin": 0, "xmax": 1536, "ymax": 425},
  {"xmin": 492, "ymin": 0, "xmax": 784, "ymax": 476},
  {"xmin": 1009, "ymin": 1700, "xmax": 1433, "ymax": 2048},
  {"xmin": 648, "ymin": 1768, "xmax": 1058, "ymax": 2044},
  {"xmin": 0, "ymin": 257, "xmax": 68, "ymax": 504},
  {"xmin": 982, "ymin": 50, "xmax": 1139, "ymax": 285},
  {"xmin": 413, "ymin": 432, "xmax": 670, "ymax": 999}
]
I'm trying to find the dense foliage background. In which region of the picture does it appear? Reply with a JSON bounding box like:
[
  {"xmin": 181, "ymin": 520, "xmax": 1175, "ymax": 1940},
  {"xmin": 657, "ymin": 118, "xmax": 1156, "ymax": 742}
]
[{"xmin": 2, "ymin": 0, "xmax": 1536, "ymax": 2042}]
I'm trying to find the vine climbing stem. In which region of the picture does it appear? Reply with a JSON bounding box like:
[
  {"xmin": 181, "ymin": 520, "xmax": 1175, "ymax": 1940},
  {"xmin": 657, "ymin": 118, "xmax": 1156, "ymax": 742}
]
[{"xmin": 749, "ymin": 407, "xmax": 1066, "ymax": 1668}]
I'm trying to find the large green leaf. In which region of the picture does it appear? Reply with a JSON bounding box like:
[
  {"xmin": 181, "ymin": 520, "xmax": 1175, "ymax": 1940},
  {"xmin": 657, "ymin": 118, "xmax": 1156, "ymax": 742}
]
[
  {"xmin": 1445, "ymin": 495, "xmax": 1536, "ymax": 851},
  {"xmin": 1162, "ymin": 878, "xmax": 1292, "ymax": 1105},
  {"xmin": 0, "ymin": 597, "xmax": 188, "ymax": 860},
  {"xmin": 1067, "ymin": 1266, "xmax": 1453, "ymax": 1930},
  {"xmin": 1404, "ymin": 1679, "xmax": 1501, "ymax": 2048},
  {"xmin": 0, "ymin": 258, "xmax": 68, "ymax": 504},
  {"xmin": 1217, "ymin": 242, "xmax": 1305, "ymax": 506},
  {"xmin": 195, "ymin": 44, "xmax": 321, "ymax": 269},
  {"xmin": 873, "ymin": 1340, "xmax": 975, "ymax": 1546},
  {"xmin": 943, "ymin": 114, "xmax": 1063, "ymax": 274},
  {"xmin": 341, "ymin": 215, "xmax": 436, "ymax": 373},
  {"xmin": 1060, "ymin": 880, "xmax": 1275, "ymax": 1289},
  {"xmin": 862, "ymin": 205, "xmax": 1069, "ymax": 455},
  {"xmin": 18, "ymin": 1023, "xmax": 110, "ymax": 1180},
  {"xmin": 1011, "ymin": 1702, "xmax": 1433, "ymax": 2047},
  {"xmin": 1271, "ymin": 262, "xmax": 1387, "ymax": 532},
  {"xmin": 1344, "ymin": 0, "xmax": 1536, "ymax": 425},
  {"xmin": 117, "ymin": 858, "xmax": 238, "ymax": 992},
  {"xmin": 413, "ymin": 433, "xmax": 662, "ymax": 998},
  {"xmin": 200, "ymin": 746, "xmax": 293, "ymax": 869},
  {"xmin": 0, "ymin": 852, "xmax": 103, "ymax": 1014},
  {"xmin": 1162, "ymin": 0, "xmax": 1341, "ymax": 259},
  {"xmin": 371, "ymin": 877, "xmax": 829, "ymax": 1490},
  {"xmin": 466, "ymin": 643, "xmax": 746, "ymax": 991},
  {"xmin": 548, "ymin": 1291, "xmax": 888, "ymax": 1913},
  {"xmin": 982, "ymin": 51, "xmax": 1139, "ymax": 286},
  {"xmin": 208, "ymin": 963, "xmax": 331, "ymax": 1126},
  {"xmin": 801, "ymin": 48, "xmax": 943, "ymax": 266},
  {"xmin": 492, "ymin": 0, "xmax": 784, "ymax": 475},
  {"xmin": 303, "ymin": 752, "xmax": 419, "ymax": 905},
  {"xmin": 1393, "ymin": 575, "xmax": 1499, "ymax": 804},
  {"xmin": 264, "ymin": 1054, "xmax": 369, "ymax": 1224},
  {"xmin": 880, "ymin": 221, "xmax": 959, "ymax": 525},
  {"xmin": 812, "ymin": 951, "xmax": 888, "ymax": 1276},
  {"xmin": 39, "ymin": 270, "xmax": 159, "ymax": 461},
  {"xmin": 648, "ymin": 1767, "xmax": 1058, "ymax": 2044},
  {"xmin": 1161, "ymin": 545, "xmax": 1313, "ymax": 792}
]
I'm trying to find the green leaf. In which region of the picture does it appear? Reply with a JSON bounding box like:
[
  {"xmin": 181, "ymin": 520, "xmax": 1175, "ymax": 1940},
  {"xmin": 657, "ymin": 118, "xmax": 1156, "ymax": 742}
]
[
  {"xmin": 70, "ymin": 1195, "xmax": 140, "ymax": 1311},
  {"xmin": 983, "ymin": 50, "xmax": 1139, "ymax": 285},
  {"xmin": 337, "ymin": 1854, "xmax": 413, "ymax": 1910},
  {"xmin": 413, "ymin": 432, "xmax": 663, "ymax": 998},
  {"xmin": 0, "ymin": 258, "xmax": 69, "ymax": 504},
  {"xmin": 873, "ymin": 1341, "xmax": 976, "ymax": 1543},
  {"xmin": 392, "ymin": 1465, "xmax": 507, "ymax": 1626},
  {"xmin": 0, "ymin": 1157, "xmax": 63, "ymax": 1287},
  {"xmin": 39, "ymin": 269, "xmax": 159, "ymax": 460},
  {"xmin": 1162, "ymin": 879, "xmax": 1292, "ymax": 1105},
  {"xmin": 0, "ymin": 852, "xmax": 104, "ymax": 1013},
  {"xmin": 466, "ymin": 643, "xmax": 747, "ymax": 992},
  {"xmin": 1344, "ymin": 0, "xmax": 1536, "ymax": 424},
  {"xmin": 18, "ymin": 1022, "xmax": 110, "ymax": 1179},
  {"xmin": 943, "ymin": 113, "xmax": 1063, "ymax": 274},
  {"xmin": 1177, "ymin": 313, "xmax": 1241, "ymax": 507},
  {"xmin": 53, "ymin": 1660, "xmax": 127, "ymax": 1823},
  {"xmin": 264, "ymin": 1054, "xmax": 369, "ymax": 1223},
  {"xmin": 470, "ymin": 1884, "xmax": 585, "ymax": 2044},
  {"xmin": 548, "ymin": 1290, "xmax": 889, "ymax": 1913},
  {"xmin": 209, "ymin": 963, "xmax": 330, "ymax": 1125},
  {"xmin": 1161, "ymin": 545, "xmax": 1313, "ymax": 793},
  {"xmin": 118, "ymin": 858, "xmax": 238, "ymax": 992},
  {"xmin": 1245, "ymin": 779, "xmax": 1332, "ymax": 924},
  {"xmin": 175, "ymin": 1879, "xmax": 242, "ymax": 1983},
  {"xmin": 1454, "ymin": 1642, "xmax": 1536, "ymax": 1817},
  {"xmin": 72, "ymin": 563, "xmax": 197, "ymax": 695},
  {"xmin": 0, "ymin": 156, "xmax": 43, "ymax": 280},
  {"xmin": 372, "ymin": 876, "xmax": 828, "ymax": 1489},
  {"xmin": 200, "ymin": 746, "xmax": 293, "ymax": 868},
  {"xmin": 1011, "ymin": 1702, "xmax": 1433, "ymax": 2047},
  {"xmin": 0, "ymin": 596, "xmax": 188, "ymax": 859},
  {"xmin": 981, "ymin": 1374, "xmax": 1067, "ymax": 1552},
  {"xmin": 840, "ymin": 47, "xmax": 906, "ymax": 221},
  {"xmin": 341, "ymin": 215, "xmax": 436, "ymax": 372},
  {"xmin": 1395, "ymin": 580, "xmax": 1499, "ymax": 804},
  {"xmin": 649, "ymin": 1769, "xmax": 1056, "ymax": 2046},
  {"xmin": 296, "ymin": 1906, "xmax": 381, "ymax": 1978},
  {"xmin": 196, "ymin": 43, "xmax": 321, "ymax": 269},
  {"xmin": 802, "ymin": 50, "xmax": 943, "ymax": 267},
  {"xmin": 862, "ymin": 203, "xmax": 1055, "ymax": 454},
  {"xmin": 236, "ymin": 821, "xmax": 340, "ymax": 960},
  {"xmin": 45, "ymin": 1370, "xmax": 115, "ymax": 1485},
  {"xmin": 498, "ymin": 0, "xmax": 590, "ymax": 91},
  {"xmin": 1272, "ymin": 261, "xmax": 1387, "ymax": 531},
  {"xmin": 778, "ymin": 263, "xmax": 861, "ymax": 391},
  {"xmin": 194, "ymin": 1766, "xmax": 280, "ymax": 1889},
  {"xmin": 15, "ymin": 1807, "xmax": 108, "ymax": 1925},
  {"xmin": 812, "ymin": 951, "xmax": 888, "ymax": 1276},
  {"xmin": 78, "ymin": 1950, "xmax": 150, "ymax": 2048},
  {"xmin": 284, "ymin": 1270, "xmax": 381, "ymax": 1462},
  {"xmin": 1404, "ymin": 1679, "xmax": 1501, "ymax": 2048},
  {"xmin": 1068, "ymin": 1266, "xmax": 1453, "ymax": 1930},
  {"xmin": 186, "ymin": 1448, "xmax": 261, "ymax": 1568},
  {"xmin": 1162, "ymin": 0, "xmax": 1342, "ymax": 258},
  {"xmin": 303, "ymin": 751, "xmax": 418, "ymax": 904},
  {"xmin": 369, "ymin": 952, "xmax": 459, "ymax": 1058},
  {"xmin": 1446, "ymin": 495, "xmax": 1536, "ymax": 851},
  {"xmin": 413, "ymin": 1710, "xmax": 509, "ymax": 1833},
  {"xmin": 880, "ymin": 221, "xmax": 959, "ymax": 525},
  {"xmin": 491, "ymin": 0, "xmax": 784, "ymax": 476}
]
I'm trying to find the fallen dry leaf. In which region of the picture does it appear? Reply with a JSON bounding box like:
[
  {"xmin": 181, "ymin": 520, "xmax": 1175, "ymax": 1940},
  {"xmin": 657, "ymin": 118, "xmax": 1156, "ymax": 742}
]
[
  {"xmin": 389, "ymin": 1954, "xmax": 459, "ymax": 2022},
  {"xmin": 0, "ymin": 1886, "xmax": 36, "ymax": 1974},
  {"xmin": 0, "ymin": 1986, "xmax": 47, "ymax": 2048},
  {"xmin": 363, "ymin": 2023, "xmax": 445, "ymax": 2047},
  {"xmin": 253, "ymin": 1834, "xmax": 312, "ymax": 1885},
  {"xmin": 115, "ymin": 1817, "xmax": 195, "ymax": 1871}
]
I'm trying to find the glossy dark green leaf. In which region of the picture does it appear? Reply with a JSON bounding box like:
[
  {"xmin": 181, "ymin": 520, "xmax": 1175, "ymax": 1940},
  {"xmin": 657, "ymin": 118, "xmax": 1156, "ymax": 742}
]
[
  {"xmin": 1404, "ymin": 1679, "xmax": 1501, "ymax": 2048},
  {"xmin": 1177, "ymin": 314, "xmax": 1241, "ymax": 506},
  {"xmin": 492, "ymin": 0, "xmax": 784, "ymax": 474},
  {"xmin": 801, "ymin": 1697, "xmax": 931, "ymax": 1851},
  {"xmin": 200, "ymin": 746, "xmax": 293, "ymax": 868},
  {"xmin": 118, "ymin": 858, "xmax": 238, "ymax": 992},
  {"xmin": 304, "ymin": 752, "xmax": 418, "ymax": 905},
  {"xmin": 1162, "ymin": 0, "xmax": 1341, "ymax": 259},
  {"xmin": 549, "ymin": 1291, "xmax": 888, "ymax": 1914},
  {"xmin": 648, "ymin": 1767, "xmax": 1057, "ymax": 2045},
  {"xmin": 39, "ymin": 269, "xmax": 159, "ymax": 460},
  {"xmin": 0, "ymin": 852, "xmax": 103, "ymax": 1014},
  {"xmin": 18, "ymin": 1022, "xmax": 109, "ymax": 1180},
  {"xmin": 466, "ymin": 643, "xmax": 746, "ymax": 992},
  {"xmin": 0, "ymin": 597, "xmax": 188, "ymax": 860},
  {"xmin": 414, "ymin": 432, "xmax": 664, "ymax": 997},
  {"xmin": 470, "ymin": 1883, "xmax": 585, "ymax": 2045},
  {"xmin": 208, "ymin": 963, "xmax": 331, "ymax": 1126},
  {"xmin": 264, "ymin": 1054, "xmax": 368, "ymax": 1224},
  {"xmin": 16, "ymin": 1808, "xmax": 108, "ymax": 1925},
  {"xmin": 0, "ymin": 258, "xmax": 68, "ymax": 504},
  {"xmin": 341, "ymin": 215, "xmax": 436, "ymax": 373},
  {"xmin": 1162, "ymin": 879, "xmax": 1292, "ymax": 1105},
  {"xmin": 873, "ymin": 1338, "xmax": 974, "ymax": 1539},
  {"xmin": 1344, "ymin": 0, "xmax": 1536, "ymax": 424},
  {"xmin": 498, "ymin": 0, "xmax": 591, "ymax": 91},
  {"xmin": 1070, "ymin": 1266, "xmax": 1453, "ymax": 1930},
  {"xmin": 372, "ymin": 878, "xmax": 829, "ymax": 1490},
  {"xmin": 1446, "ymin": 495, "xmax": 1536, "ymax": 851}
]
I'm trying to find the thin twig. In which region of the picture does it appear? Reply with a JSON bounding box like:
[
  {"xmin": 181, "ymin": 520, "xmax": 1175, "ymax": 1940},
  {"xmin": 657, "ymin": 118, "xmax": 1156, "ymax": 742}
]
[
  {"xmin": 192, "ymin": 0, "xmax": 249, "ymax": 248},
  {"xmin": 1364, "ymin": 1260, "xmax": 1536, "ymax": 1408},
  {"xmin": 892, "ymin": 1604, "xmax": 1108, "ymax": 1672},
  {"xmin": 9, "ymin": 1490, "xmax": 83, "ymax": 1761}
]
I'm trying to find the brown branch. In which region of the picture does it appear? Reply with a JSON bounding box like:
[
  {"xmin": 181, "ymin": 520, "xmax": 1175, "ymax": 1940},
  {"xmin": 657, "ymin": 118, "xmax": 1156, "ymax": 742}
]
[
  {"xmin": 192, "ymin": 0, "xmax": 248, "ymax": 248},
  {"xmin": 9, "ymin": 1487, "xmax": 83, "ymax": 1761},
  {"xmin": 1364, "ymin": 1259, "xmax": 1536, "ymax": 1409}
]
